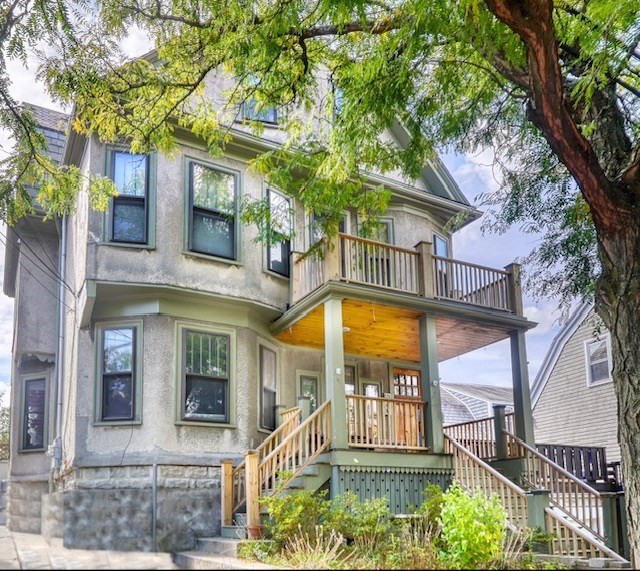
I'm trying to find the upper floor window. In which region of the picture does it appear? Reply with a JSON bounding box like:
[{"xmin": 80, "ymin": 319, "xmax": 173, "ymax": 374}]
[
  {"xmin": 242, "ymin": 98, "xmax": 279, "ymax": 125},
  {"xmin": 309, "ymin": 212, "xmax": 348, "ymax": 246},
  {"xmin": 188, "ymin": 162, "xmax": 237, "ymax": 260},
  {"xmin": 585, "ymin": 335, "xmax": 612, "ymax": 387},
  {"xmin": 109, "ymin": 151, "xmax": 149, "ymax": 244},
  {"xmin": 22, "ymin": 376, "xmax": 46, "ymax": 450},
  {"xmin": 434, "ymin": 234, "xmax": 449, "ymax": 257},
  {"xmin": 182, "ymin": 330, "xmax": 230, "ymax": 423},
  {"xmin": 100, "ymin": 327, "xmax": 136, "ymax": 421},
  {"xmin": 266, "ymin": 188, "xmax": 291, "ymax": 277}
]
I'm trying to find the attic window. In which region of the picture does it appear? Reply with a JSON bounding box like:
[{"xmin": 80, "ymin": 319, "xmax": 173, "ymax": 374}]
[{"xmin": 585, "ymin": 335, "xmax": 612, "ymax": 387}]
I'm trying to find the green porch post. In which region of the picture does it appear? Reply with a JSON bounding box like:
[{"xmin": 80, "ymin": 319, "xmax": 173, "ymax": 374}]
[
  {"xmin": 419, "ymin": 314, "xmax": 444, "ymax": 453},
  {"xmin": 324, "ymin": 296, "xmax": 347, "ymax": 450},
  {"xmin": 510, "ymin": 330, "xmax": 535, "ymax": 446}
]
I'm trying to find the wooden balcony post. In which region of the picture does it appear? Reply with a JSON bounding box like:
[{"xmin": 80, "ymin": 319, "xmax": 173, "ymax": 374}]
[
  {"xmin": 415, "ymin": 241, "xmax": 434, "ymax": 297},
  {"xmin": 504, "ymin": 262, "xmax": 524, "ymax": 315},
  {"xmin": 324, "ymin": 296, "xmax": 347, "ymax": 449},
  {"xmin": 493, "ymin": 405, "xmax": 508, "ymax": 461},
  {"xmin": 245, "ymin": 450, "xmax": 260, "ymax": 528},
  {"xmin": 290, "ymin": 251, "xmax": 302, "ymax": 306},
  {"xmin": 220, "ymin": 459, "xmax": 234, "ymax": 527},
  {"xmin": 525, "ymin": 490, "xmax": 551, "ymax": 553},
  {"xmin": 510, "ymin": 330, "xmax": 535, "ymax": 446},
  {"xmin": 324, "ymin": 235, "xmax": 341, "ymax": 281}
]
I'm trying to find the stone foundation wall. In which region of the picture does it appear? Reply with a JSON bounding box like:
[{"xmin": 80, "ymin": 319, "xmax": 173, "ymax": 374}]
[
  {"xmin": 41, "ymin": 464, "xmax": 221, "ymax": 552},
  {"xmin": 8, "ymin": 480, "xmax": 48, "ymax": 534}
]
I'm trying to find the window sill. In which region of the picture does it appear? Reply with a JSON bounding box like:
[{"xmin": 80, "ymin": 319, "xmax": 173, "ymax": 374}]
[
  {"xmin": 175, "ymin": 420, "xmax": 237, "ymax": 429},
  {"xmin": 93, "ymin": 419, "xmax": 142, "ymax": 427},
  {"xmin": 18, "ymin": 448, "xmax": 46, "ymax": 454},
  {"xmin": 587, "ymin": 378, "xmax": 613, "ymax": 388},
  {"xmin": 102, "ymin": 241, "xmax": 155, "ymax": 251},
  {"xmin": 263, "ymin": 269, "xmax": 290, "ymax": 281},
  {"xmin": 183, "ymin": 250, "xmax": 243, "ymax": 267}
]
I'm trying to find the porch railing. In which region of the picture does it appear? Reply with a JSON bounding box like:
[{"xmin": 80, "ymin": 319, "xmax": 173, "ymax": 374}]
[
  {"xmin": 290, "ymin": 234, "xmax": 522, "ymax": 315},
  {"xmin": 444, "ymin": 435, "xmax": 529, "ymax": 530},
  {"xmin": 230, "ymin": 406, "xmax": 301, "ymax": 516},
  {"xmin": 346, "ymin": 395, "xmax": 427, "ymax": 450},
  {"xmin": 443, "ymin": 413, "xmax": 515, "ymax": 460},
  {"xmin": 505, "ymin": 431, "xmax": 605, "ymax": 541}
]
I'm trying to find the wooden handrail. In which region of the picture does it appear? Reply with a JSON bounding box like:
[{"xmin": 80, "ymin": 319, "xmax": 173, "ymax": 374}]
[
  {"xmin": 346, "ymin": 394, "xmax": 427, "ymax": 450},
  {"xmin": 445, "ymin": 435, "xmax": 529, "ymax": 530},
  {"xmin": 338, "ymin": 233, "xmax": 417, "ymax": 255},
  {"xmin": 443, "ymin": 413, "xmax": 516, "ymax": 460},
  {"xmin": 231, "ymin": 406, "xmax": 302, "ymax": 513},
  {"xmin": 545, "ymin": 508, "xmax": 627, "ymax": 562},
  {"xmin": 504, "ymin": 430, "xmax": 605, "ymax": 540},
  {"xmin": 432, "ymin": 255, "xmax": 511, "ymax": 276}
]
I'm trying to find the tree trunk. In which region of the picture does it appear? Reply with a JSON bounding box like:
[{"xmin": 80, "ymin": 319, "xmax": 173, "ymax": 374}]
[{"xmin": 596, "ymin": 229, "xmax": 640, "ymax": 567}]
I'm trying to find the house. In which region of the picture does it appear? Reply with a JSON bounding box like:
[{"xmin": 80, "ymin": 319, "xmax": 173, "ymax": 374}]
[
  {"xmin": 440, "ymin": 382, "xmax": 513, "ymax": 426},
  {"xmin": 3, "ymin": 74, "xmax": 538, "ymax": 552},
  {"xmin": 531, "ymin": 302, "xmax": 620, "ymax": 463}
]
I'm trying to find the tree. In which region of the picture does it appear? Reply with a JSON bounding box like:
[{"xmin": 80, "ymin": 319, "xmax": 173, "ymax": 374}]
[{"xmin": 6, "ymin": 0, "xmax": 640, "ymax": 562}]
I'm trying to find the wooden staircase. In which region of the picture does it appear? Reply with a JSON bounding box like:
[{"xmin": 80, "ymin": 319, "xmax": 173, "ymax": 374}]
[{"xmin": 444, "ymin": 423, "xmax": 628, "ymax": 565}]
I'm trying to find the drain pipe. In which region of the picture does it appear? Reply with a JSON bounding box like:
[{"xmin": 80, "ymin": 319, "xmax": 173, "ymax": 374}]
[{"xmin": 53, "ymin": 214, "xmax": 67, "ymax": 473}]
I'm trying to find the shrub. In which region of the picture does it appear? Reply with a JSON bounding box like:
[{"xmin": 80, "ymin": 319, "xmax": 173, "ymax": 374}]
[
  {"xmin": 284, "ymin": 526, "xmax": 347, "ymax": 569},
  {"xmin": 437, "ymin": 482, "xmax": 507, "ymax": 569},
  {"xmin": 412, "ymin": 483, "xmax": 445, "ymax": 528}
]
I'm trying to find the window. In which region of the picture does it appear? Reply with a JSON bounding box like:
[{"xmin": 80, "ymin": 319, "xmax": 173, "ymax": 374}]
[
  {"xmin": 183, "ymin": 330, "xmax": 230, "ymax": 423},
  {"xmin": 585, "ymin": 335, "xmax": 612, "ymax": 386},
  {"xmin": 298, "ymin": 372, "xmax": 320, "ymax": 412},
  {"xmin": 100, "ymin": 327, "xmax": 136, "ymax": 421},
  {"xmin": 434, "ymin": 234, "xmax": 450, "ymax": 296},
  {"xmin": 109, "ymin": 151, "xmax": 149, "ymax": 244},
  {"xmin": 266, "ymin": 188, "xmax": 292, "ymax": 277},
  {"xmin": 242, "ymin": 99, "xmax": 279, "ymax": 124},
  {"xmin": 309, "ymin": 212, "xmax": 348, "ymax": 246},
  {"xmin": 434, "ymin": 234, "xmax": 449, "ymax": 257},
  {"xmin": 260, "ymin": 346, "xmax": 277, "ymax": 431},
  {"xmin": 22, "ymin": 377, "xmax": 46, "ymax": 450},
  {"xmin": 393, "ymin": 368, "xmax": 422, "ymax": 400},
  {"xmin": 188, "ymin": 162, "xmax": 237, "ymax": 260}
]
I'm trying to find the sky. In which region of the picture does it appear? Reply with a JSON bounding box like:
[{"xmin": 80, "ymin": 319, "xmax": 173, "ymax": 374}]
[{"xmin": 0, "ymin": 34, "xmax": 567, "ymax": 405}]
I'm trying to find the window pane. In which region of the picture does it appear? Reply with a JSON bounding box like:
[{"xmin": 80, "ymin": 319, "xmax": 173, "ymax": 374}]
[
  {"xmin": 300, "ymin": 375, "xmax": 318, "ymax": 412},
  {"xmin": 103, "ymin": 328, "xmax": 133, "ymax": 373},
  {"xmin": 185, "ymin": 376, "xmax": 227, "ymax": 421},
  {"xmin": 113, "ymin": 152, "xmax": 147, "ymax": 197},
  {"xmin": 269, "ymin": 190, "xmax": 291, "ymax": 236},
  {"xmin": 434, "ymin": 235, "xmax": 448, "ymax": 257},
  {"xmin": 103, "ymin": 373, "xmax": 133, "ymax": 420},
  {"xmin": 268, "ymin": 241, "xmax": 290, "ymax": 276},
  {"xmin": 262, "ymin": 388, "xmax": 276, "ymax": 430},
  {"xmin": 591, "ymin": 361, "xmax": 610, "ymax": 383},
  {"xmin": 588, "ymin": 339, "xmax": 608, "ymax": 361},
  {"xmin": 192, "ymin": 212, "xmax": 234, "ymax": 258},
  {"xmin": 243, "ymin": 99, "xmax": 278, "ymax": 124},
  {"xmin": 191, "ymin": 164, "xmax": 235, "ymax": 214},
  {"xmin": 113, "ymin": 199, "xmax": 146, "ymax": 243},
  {"xmin": 363, "ymin": 383, "xmax": 380, "ymax": 397},
  {"xmin": 186, "ymin": 332, "xmax": 228, "ymax": 377},
  {"xmin": 23, "ymin": 379, "xmax": 45, "ymax": 449},
  {"xmin": 261, "ymin": 347, "xmax": 276, "ymax": 391}
]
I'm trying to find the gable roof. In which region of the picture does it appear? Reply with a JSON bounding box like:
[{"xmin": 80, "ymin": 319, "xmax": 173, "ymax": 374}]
[
  {"xmin": 441, "ymin": 381, "xmax": 513, "ymax": 426},
  {"xmin": 530, "ymin": 301, "xmax": 594, "ymax": 407}
]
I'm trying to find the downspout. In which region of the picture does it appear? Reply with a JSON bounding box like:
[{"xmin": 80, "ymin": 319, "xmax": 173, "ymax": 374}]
[{"xmin": 52, "ymin": 214, "xmax": 67, "ymax": 476}]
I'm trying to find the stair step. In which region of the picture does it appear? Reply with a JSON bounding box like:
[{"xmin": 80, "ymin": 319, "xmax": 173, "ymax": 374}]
[
  {"xmin": 173, "ymin": 551, "xmax": 276, "ymax": 570},
  {"xmin": 220, "ymin": 526, "xmax": 247, "ymax": 540},
  {"xmin": 197, "ymin": 537, "xmax": 244, "ymax": 556}
]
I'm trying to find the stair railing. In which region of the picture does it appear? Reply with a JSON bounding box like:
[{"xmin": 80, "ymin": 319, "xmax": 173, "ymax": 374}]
[
  {"xmin": 504, "ymin": 431, "xmax": 605, "ymax": 541},
  {"xmin": 230, "ymin": 406, "xmax": 302, "ymax": 515},
  {"xmin": 444, "ymin": 435, "xmax": 529, "ymax": 530},
  {"xmin": 444, "ymin": 413, "xmax": 515, "ymax": 460}
]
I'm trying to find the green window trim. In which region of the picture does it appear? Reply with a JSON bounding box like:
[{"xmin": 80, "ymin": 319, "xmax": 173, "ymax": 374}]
[
  {"xmin": 19, "ymin": 373, "xmax": 48, "ymax": 452},
  {"xmin": 176, "ymin": 322, "xmax": 237, "ymax": 426},
  {"xmin": 94, "ymin": 320, "xmax": 143, "ymax": 425},
  {"xmin": 103, "ymin": 149, "xmax": 157, "ymax": 248}
]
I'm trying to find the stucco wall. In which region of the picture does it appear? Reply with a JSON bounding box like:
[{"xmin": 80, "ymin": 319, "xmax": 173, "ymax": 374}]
[{"xmin": 532, "ymin": 310, "xmax": 620, "ymax": 462}]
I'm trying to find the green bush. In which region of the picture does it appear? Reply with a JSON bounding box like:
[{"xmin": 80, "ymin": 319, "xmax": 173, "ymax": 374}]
[
  {"xmin": 412, "ymin": 483, "xmax": 444, "ymax": 528},
  {"xmin": 437, "ymin": 482, "xmax": 507, "ymax": 569}
]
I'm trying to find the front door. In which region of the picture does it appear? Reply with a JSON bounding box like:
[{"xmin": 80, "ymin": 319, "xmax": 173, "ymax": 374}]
[{"xmin": 392, "ymin": 368, "xmax": 422, "ymax": 447}]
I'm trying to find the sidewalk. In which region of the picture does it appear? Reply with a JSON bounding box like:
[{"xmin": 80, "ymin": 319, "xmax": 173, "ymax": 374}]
[{"xmin": 0, "ymin": 526, "xmax": 177, "ymax": 569}]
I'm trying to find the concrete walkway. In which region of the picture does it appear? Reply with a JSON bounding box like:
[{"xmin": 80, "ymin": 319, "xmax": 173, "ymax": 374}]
[{"xmin": 0, "ymin": 526, "xmax": 177, "ymax": 569}]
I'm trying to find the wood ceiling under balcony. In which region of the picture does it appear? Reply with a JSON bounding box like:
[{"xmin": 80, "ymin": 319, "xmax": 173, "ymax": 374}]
[{"xmin": 274, "ymin": 299, "xmax": 513, "ymax": 363}]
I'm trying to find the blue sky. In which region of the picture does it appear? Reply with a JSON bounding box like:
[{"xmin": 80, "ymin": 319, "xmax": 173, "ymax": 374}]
[{"xmin": 0, "ymin": 43, "xmax": 565, "ymax": 404}]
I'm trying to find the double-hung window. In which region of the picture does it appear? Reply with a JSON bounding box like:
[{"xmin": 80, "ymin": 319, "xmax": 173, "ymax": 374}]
[
  {"xmin": 100, "ymin": 327, "xmax": 136, "ymax": 421},
  {"xmin": 266, "ymin": 188, "xmax": 291, "ymax": 277},
  {"xmin": 260, "ymin": 346, "xmax": 277, "ymax": 431},
  {"xmin": 242, "ymin": 99, "xmax": 279, "ymax": 125},
  {"xmin": 109, "ymin": 151, "xmax": 149, "ymax": 244},
  {"xmin": 183, "ymin": 330, "xmax": 230, "ymax": 423},
  {"xmin": 188, "ymin": 162, "xmax": 237, "ymax": 260},
  {"xmin": 22, "ymin": 376, "xmax": 46, "ymax": 450},
  {"xmin": 585, "ymin": 335, "xmax": 612, "ymax": 386}
]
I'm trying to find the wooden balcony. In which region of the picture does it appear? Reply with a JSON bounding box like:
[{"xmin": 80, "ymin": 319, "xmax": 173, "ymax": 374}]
[{"xmin": 291, "ymin": 234, "xmax": 522, "ymax": 316}]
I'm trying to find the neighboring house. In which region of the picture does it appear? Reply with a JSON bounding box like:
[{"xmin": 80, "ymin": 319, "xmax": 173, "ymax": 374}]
[
  {"xmin": 531, "ymin": 302, "xmax": 620, "ymax": 462},
  {"xmin": 3, "ymin": 70, "xmax": 537, "ymax": 552},
  {"xmin": 441, "ymin": 382, "xmax": 513, "ymax": 426}
]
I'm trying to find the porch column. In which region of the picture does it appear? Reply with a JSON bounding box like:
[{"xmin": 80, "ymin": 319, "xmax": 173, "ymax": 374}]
[
  {"xmin": 419, "ymin": 314, "xmax": 444, "ymax": 453},
  {"xmin": 510, "ymin": 330, "xmax": 535, "ymax": 446},
  {"xmin": 324, "ymin": 296, "xmax": 347, "ymax": 449}
]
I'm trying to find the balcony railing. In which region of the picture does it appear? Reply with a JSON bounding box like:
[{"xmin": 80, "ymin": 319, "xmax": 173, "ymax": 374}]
[{"xmin": 291, "ymin": 234, "xmax": 522, "ymax": 315}]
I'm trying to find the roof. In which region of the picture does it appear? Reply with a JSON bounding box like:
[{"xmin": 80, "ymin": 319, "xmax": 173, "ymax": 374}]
[
  {"xmin": 530, "ymin": 301, "xmax": 593, "ymax": 407},
  {"xmin": 22, "ymin": 103, "xmax": 69, "ymax": 165},
  {"xmin": 441, "ymin": 381, "xmax": 513, "ymax": 426}
]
